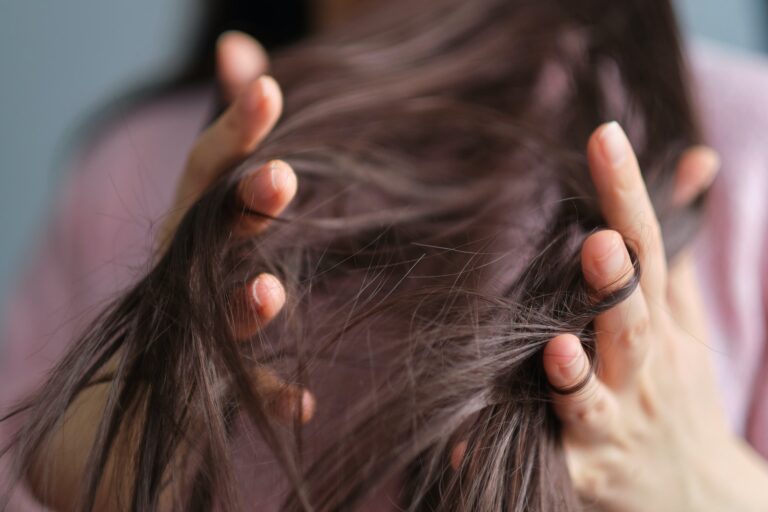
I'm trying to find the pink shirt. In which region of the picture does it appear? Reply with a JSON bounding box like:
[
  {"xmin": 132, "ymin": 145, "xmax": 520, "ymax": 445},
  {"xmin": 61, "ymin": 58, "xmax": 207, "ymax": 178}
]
[{"xmin": 2, "ymin": 42, "xmax": 768, "ymax": 509}]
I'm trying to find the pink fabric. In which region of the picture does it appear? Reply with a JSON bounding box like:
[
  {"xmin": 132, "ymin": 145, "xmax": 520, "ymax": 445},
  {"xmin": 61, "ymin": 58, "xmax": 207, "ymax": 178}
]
[
  {"xmin": 0, "ymin": 86, "xmax": 214, "ymax": 509},
  {"xmin": 690, "ymin": 43, "xmax": 768, "ymax": 453},
  {"xmin": 2, "ymin": 42, "xmax": 768, "ymax": 508}
]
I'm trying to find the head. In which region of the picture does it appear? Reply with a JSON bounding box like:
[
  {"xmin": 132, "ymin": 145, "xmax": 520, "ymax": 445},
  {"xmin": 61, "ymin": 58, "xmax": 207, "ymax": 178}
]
[
  {"xmin": 175, "ymin": 0, "xmax": 380, "ymax": 88},
  {"xmin": 4, "ymin": 0, "xmax": 701, "ymax": 510}
]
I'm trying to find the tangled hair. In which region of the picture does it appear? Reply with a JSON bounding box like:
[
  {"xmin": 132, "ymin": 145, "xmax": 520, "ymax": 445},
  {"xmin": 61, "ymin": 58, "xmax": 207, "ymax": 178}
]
[{"xmin": 3, "ymin": 0, "xmax": 703, "ymax": 510}]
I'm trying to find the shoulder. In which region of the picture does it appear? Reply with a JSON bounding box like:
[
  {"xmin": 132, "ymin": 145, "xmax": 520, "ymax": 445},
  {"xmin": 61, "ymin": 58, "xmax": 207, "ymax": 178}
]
[
  {"xmin": 689, "ymin": 42, "xmax": 768, "ymax": 250},
  {"xmin": 691, "ymin": 43, "xmax": 768, "ymax": 241},
  {"xmin": 688, "ymin": 40, "xmax": 768, "ymax": 260},
  {"xmin": 689, "ymin": 41, "xmax": 768, "ymax": 154},
  {"xmin": 0, "ymin": 85, "xmax": 215, "ymax": 399},
  {"xmin": 72, "ymin": 85, "xmax": 215, "ymax": 215},
  {"xmin": 3, "ymin": 85, "xmax": 214, "ymax": 347},
  {"xmin": 64, "ymin": 85, "xmax": 215, "ymax": 268}
]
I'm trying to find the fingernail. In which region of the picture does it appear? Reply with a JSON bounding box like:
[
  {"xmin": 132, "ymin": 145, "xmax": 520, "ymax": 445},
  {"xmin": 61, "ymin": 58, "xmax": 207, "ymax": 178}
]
[
  {"xmin": 269, "ymin": 161, "xmax": 289, "ymax": 192},
  {"xmin": 263, "ymin": 274, "xmax": 283, "ymax": 294},
  {"xmin": 558, "ymin": 350, "xmax": 586, "ymax": 381},
  {"xmin": 300, "ymin": 390, "xmax": 316, "ymax": 423},
  {"xmin": 257, "ymin": 75, "xmax": 279, "ymax": 108},
  {"xmin": 252, "ymin": 275, "xmax": 281, "ymax": 307},
  {"xmin": 251, "ymin": 277, "xmax": 262, "ymax": 306},
  {"xmin": 593, "ymin": 234, "xmax": 626, "ymax": 277},
  {"xmin": 249, "ymin": 161, "xmax": 283, "ymax": 203},
  {"xmin": 599, "ymin": 121, "xmax": 629, "ymax": 167},
  {"xmin": 255, "ymin": 274, "xmax": 283, "ymax": 308},
  {"xmin": 242, "ymin": 78, "xmax": 265, "ymax": 113}
]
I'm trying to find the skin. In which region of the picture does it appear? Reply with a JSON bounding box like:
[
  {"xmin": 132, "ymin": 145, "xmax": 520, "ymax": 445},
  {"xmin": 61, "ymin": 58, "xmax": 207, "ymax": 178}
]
[
  {"xmin": 28, "ymin": 22, "xmax": 768, "ymax": 512},
  {"xmin": 160, "ymin": 33, "xmax": 316, "ymax": 423},
  {"xmin": 540, "ymin": 123, "xmax": 768, "ymax": 510},
  {"xmin": 166, "ymin": 32, "xmax": 768, "ymax": 509},
  {"xmin": 27, "ymin": 33, "xmax": 313, "ymax": 512}
]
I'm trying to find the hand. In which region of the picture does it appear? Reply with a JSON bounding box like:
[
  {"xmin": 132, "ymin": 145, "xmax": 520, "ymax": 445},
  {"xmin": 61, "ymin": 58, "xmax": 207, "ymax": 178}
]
[
  {"xmin": 155, "ymin": 31, "xmax": 314, "ymax": 425},
  {"xmin": 542, "ymin": 122, "xmax": 768, "ymax": 511},
  {"xmin": 200, "ymin": 31, "xmax": 315, "ymax": 423},
  {"xmin": 27, "ymin": 32, "xmax": 313, "ymax": 511}
]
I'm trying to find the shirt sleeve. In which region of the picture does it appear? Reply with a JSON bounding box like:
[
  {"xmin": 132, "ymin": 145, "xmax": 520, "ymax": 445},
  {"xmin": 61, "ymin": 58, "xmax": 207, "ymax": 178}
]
[
  {"xmin": 0, "ymin": 149, "xmax": 97, "ymax": 510},
  {"xmin": 0, "ymin": 87, "xmax": 211, "ymax": 508},
  {"xmin": 689, "ymin": 41, "xmax": 768, "ymax": 457}
]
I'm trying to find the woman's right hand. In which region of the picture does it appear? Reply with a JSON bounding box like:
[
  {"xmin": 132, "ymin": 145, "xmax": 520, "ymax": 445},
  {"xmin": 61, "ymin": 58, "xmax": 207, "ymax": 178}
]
[
  {"xmin": 29, "ymin": 32, "xmax": 313, "ymax": 512},
  {"xmin": 159, "ymin": 31, "xmax": 316, "ymax": 425}
]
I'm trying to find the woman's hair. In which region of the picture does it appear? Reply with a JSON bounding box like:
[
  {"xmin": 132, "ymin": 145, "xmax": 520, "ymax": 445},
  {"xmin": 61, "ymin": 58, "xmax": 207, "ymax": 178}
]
[{"xmin": 2, "ymin": 0, "xmax": 703, "ymax": 510}]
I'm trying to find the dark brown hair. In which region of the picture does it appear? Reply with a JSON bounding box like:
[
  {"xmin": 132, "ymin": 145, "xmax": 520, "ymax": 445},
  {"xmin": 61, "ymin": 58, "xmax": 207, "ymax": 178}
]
[{"xmin": 2, "ymin": 0, "xmax": 702, "ymax": 510}]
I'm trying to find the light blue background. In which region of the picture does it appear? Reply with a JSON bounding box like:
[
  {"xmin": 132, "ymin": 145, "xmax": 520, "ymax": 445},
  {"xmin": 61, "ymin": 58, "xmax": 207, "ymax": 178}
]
[{"xmin": 0, "ymin": 0, "xmax": 766, "ymax": 316}]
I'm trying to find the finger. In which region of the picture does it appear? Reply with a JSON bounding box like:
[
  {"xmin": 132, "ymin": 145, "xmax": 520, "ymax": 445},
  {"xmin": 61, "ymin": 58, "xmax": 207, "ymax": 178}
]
[
  {"xmin": 236, "ymin": 160, "xmax": 298, "ymax": 234},
  {"xmin": 158, "ymin": 76, "xmax": 283, "ymax": 254},
  {"xmin": 581, "ymin": 230, "xmax": 651, "ymax": 389},
  {"xmin": 666, "ymin": 249, "xmax": 716, "ymax": 351},
  {"xmin": 563, "ymin": 443, "xmax": 611, "ymax": 505},
  {"xmin": 233, "ymin": 273, "xmax": 287, "ymax": 340},
  {"xmin": 216, "ymin": 31, "xmax": 269, "ymax": 102},
  {"xmin": 448, "ymin": 439, "xmax": 480, "ymax": 476},
  {"xmin": 672, "ymin": 145, "xmax": 720, "ymax": 207},
  {"xmin": 586, "ymin": 122, "xmax": 666, "ymax": 299},
  {"xmin": 184, "ymin": 75, "xmax": 283, "ymax": 200},
  {"xmin": 450, "ymin": 440, "xmax": 467, "ymax": 471},
  {"xmin": 252, "ymin": 367, "xmax": 317, "ymax": 425},
  {"xmin": 543, "ymin": 334, "xmax": 616, "ymax": 441},
  {"xmin": 234, "ymin": 275, "xmax": 316, "ymax": 425}
]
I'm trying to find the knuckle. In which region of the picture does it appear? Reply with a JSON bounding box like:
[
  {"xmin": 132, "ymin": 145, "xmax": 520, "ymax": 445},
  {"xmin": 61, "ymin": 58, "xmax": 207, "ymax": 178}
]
[
  {"xmin": 642, "ymin": 215, "xmax": 662, "ymax": 243},
  {"xmin": 612, "ymin": 169, "xmax": 637, "ymax": 197},
  {"xmin": 571, "ymin": 394, "xmax": 610, "ymax": 434},
  {"xmin": 622, "ymin": 420, "xmax": 651, "ymax": 447},
  {"xmin": 618, "ymin": 313, "xmax": 650, "ymax": 350},
  {"xmin": 638, "ymin": 218, "xmax": 663, "ymax": 257},
  {"xmin": 252, "ymin": 367, "xmax": 282, "ymax": 395},
  {"xmin": 573, "ymin": 406, "xmax": 601, "ymax": 432},
  {"xmin": 574, "ymin": 470, "xmax": 609, "ymax": 502}
]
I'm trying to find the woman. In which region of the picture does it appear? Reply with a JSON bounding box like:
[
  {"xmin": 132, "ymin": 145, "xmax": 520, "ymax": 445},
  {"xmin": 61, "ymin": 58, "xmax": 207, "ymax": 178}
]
[{"xmin": 2, "ymin": 0, "xmax": 768, "ymax": 510}]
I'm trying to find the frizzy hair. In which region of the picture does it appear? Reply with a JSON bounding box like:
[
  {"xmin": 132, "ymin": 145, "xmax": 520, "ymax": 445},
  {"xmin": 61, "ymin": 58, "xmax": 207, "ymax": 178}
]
[{"xmin": 2, "ymin": 0, "xmax": 703, "ymax": 510}]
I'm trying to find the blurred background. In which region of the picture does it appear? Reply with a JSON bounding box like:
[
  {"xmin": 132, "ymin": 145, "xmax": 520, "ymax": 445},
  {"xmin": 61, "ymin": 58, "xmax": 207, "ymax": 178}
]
[{"xmin": 0, "ymin": 0, "xmax": 766, "ymax": 321}]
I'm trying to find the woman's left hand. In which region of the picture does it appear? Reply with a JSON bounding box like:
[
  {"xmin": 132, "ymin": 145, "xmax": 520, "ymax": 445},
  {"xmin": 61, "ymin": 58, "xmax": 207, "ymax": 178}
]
[{"xmin": 542, "ymin": 122, "xmax": 768, "ymax": 511}]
